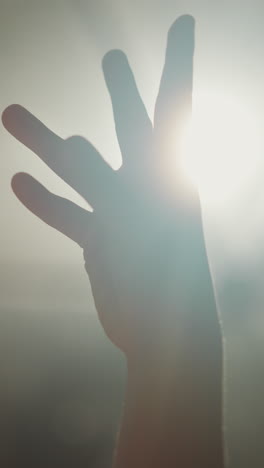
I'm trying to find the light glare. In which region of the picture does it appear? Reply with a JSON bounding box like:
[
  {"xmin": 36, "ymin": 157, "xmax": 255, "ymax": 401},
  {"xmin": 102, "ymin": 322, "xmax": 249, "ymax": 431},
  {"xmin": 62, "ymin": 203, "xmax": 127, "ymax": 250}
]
[{"xmin": 180, "ymin": 91, "xmax": 261, "ymax": 205}]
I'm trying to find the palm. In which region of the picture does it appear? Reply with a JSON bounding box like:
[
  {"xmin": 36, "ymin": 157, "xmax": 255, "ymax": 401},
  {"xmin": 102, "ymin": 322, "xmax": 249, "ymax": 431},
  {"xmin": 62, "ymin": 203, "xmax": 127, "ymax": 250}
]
[
  {"xmin": 3, "ymin": 15, "xmax": 216, "ymax": 355},
  {"xmin": 83, "ymin": 144, "xmax": 207, "ymax": 353}
]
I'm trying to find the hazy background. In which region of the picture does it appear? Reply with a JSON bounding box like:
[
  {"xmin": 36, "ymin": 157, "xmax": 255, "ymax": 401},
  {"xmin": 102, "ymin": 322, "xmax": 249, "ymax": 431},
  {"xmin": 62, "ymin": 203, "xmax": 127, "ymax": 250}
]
[{"xmin": 1, "ymin": 0, "xmax": 264, "ymax": 466}]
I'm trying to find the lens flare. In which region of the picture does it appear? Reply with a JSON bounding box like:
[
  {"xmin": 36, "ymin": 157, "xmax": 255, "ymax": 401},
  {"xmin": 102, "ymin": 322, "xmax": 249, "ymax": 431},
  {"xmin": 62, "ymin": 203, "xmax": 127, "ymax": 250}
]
[{"xmin": 180, "ymin": 90, "xmax": 261, "ymax": 205}]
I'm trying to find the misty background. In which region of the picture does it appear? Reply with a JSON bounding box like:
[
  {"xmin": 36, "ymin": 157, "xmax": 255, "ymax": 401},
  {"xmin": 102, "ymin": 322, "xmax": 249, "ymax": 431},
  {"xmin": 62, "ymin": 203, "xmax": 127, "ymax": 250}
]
[{"xmin": 1, "ymin": 0, "xmax": 264, "ymax": 466}]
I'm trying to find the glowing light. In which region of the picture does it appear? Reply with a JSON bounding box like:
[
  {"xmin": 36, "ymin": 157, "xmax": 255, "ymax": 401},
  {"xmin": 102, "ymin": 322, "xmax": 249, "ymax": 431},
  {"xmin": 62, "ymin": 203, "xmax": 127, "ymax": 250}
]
[{"xmin": 179, "ymin": 90, "xmax": 261, "ymax": 205}]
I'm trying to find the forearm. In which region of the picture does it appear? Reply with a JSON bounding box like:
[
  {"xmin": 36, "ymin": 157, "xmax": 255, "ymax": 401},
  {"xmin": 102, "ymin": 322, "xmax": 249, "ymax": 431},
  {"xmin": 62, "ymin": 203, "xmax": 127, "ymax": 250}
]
[{"xmin": 113, "ymin": 308, "xmax": 224, "ymax": 468}]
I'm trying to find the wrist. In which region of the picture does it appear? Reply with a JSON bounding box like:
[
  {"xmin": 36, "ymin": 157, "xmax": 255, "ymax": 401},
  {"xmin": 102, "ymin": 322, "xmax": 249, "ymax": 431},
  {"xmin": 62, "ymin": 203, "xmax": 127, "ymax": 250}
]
[{"xmin": 114, "ymin": 330, "xmax": 225, "ymax": 468}]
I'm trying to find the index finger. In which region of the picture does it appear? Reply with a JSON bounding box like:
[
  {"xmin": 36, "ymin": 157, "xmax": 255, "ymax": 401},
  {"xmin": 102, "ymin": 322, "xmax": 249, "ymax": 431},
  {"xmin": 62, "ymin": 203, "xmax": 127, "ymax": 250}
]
[{"xmin": 2, "ymin": 104, "xmax": 63, "ymax": 163}]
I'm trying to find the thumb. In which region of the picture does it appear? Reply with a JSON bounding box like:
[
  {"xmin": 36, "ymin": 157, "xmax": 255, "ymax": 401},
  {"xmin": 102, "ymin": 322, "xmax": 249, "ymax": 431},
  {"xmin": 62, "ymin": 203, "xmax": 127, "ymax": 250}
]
[{"xmin": 12, "ymin": 172, "xmax": 91, "ymax": 247}]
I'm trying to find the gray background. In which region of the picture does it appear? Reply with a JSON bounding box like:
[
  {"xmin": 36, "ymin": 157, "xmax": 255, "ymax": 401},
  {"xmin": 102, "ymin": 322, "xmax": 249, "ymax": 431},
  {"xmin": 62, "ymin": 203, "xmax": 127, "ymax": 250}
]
[{"xmin": 0, "ymin": 1, "xmax": 264, "ymax": 466}]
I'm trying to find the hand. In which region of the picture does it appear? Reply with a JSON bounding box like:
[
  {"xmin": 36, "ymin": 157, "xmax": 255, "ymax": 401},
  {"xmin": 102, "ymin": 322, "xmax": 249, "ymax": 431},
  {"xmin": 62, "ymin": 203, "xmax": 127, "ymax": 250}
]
[
  {"xmin": 2, "ymin": 15, "xmax": 217, "ymax": 357},
  {"xmin": 3, "ymin": 15, "xmax": 224, "ymax": 467}
]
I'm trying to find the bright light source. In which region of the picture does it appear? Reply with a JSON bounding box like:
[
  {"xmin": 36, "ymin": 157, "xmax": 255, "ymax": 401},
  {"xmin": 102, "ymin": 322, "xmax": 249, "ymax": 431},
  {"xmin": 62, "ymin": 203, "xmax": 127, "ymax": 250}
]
[{"xmin": 179, "ymin": 90, "xmax": 261, "ymax": 205}]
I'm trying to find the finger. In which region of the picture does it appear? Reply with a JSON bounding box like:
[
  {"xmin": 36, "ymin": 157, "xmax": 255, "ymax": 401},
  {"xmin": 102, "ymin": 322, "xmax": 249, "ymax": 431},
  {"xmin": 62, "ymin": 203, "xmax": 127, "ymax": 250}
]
[
  {"xmin": 65, "ymin": 135, "xmax": 117, "ymax": 209},
  {"xmin": 102, "ymin": 50, "xmax": 152, "ymax": 167},
  {"xmin": 3, "ymin": 105, "xmax": 115, "ymax": 208},
  {"xmin": 12, "ymin": 172, "xmax": 91, "ymax": 247},
  {"xmin": 154, "ymin": 15, "xmax": 194, "ymax": 153}
]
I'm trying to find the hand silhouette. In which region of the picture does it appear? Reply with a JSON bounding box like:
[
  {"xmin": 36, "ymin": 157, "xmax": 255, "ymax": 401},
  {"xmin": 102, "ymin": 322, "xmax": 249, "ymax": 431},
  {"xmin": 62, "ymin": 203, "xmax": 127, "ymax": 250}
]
[
  {"xmin": 3, "ymin": 15, "xmax": 224, "ymax": 468},
  {"xmin": 3, "ymin": 15, "xmax": 214, "ymax": 354}
]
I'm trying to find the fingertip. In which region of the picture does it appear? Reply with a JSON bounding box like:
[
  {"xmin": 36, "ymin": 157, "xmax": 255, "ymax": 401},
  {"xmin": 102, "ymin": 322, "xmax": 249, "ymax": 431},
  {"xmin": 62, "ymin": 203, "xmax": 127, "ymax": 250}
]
[
  {"xmin": 11, "ymin": 172, "xmax": 33, "ymax": 201},
  {"xmin": 103, "ymin": 49, "xmax": 126, "ymax": 66},
  {"xmin": 180, "ymin": 14, "xmax": 195, "ymax": 25},
  {"xmin": 11, "ymin": 171, "xmax": 27, "ymax": 190},
  {"xmin": 168, "ymin": 14, "xmax": 195, "ymax": 38},
  {"xmin": 11, "ymin": 172, "xmax": 44, "ymax": 202},
  {"xmin": 102, "ymin": 49, "xmax": 129, "ymax": 80},
  {"xmin": 2, "ymin": 104, "xmax": 20, "ymax": 130},
  {"xmin": 2, "ymin": 104, "xmax": 33, "ymax": 141}
]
